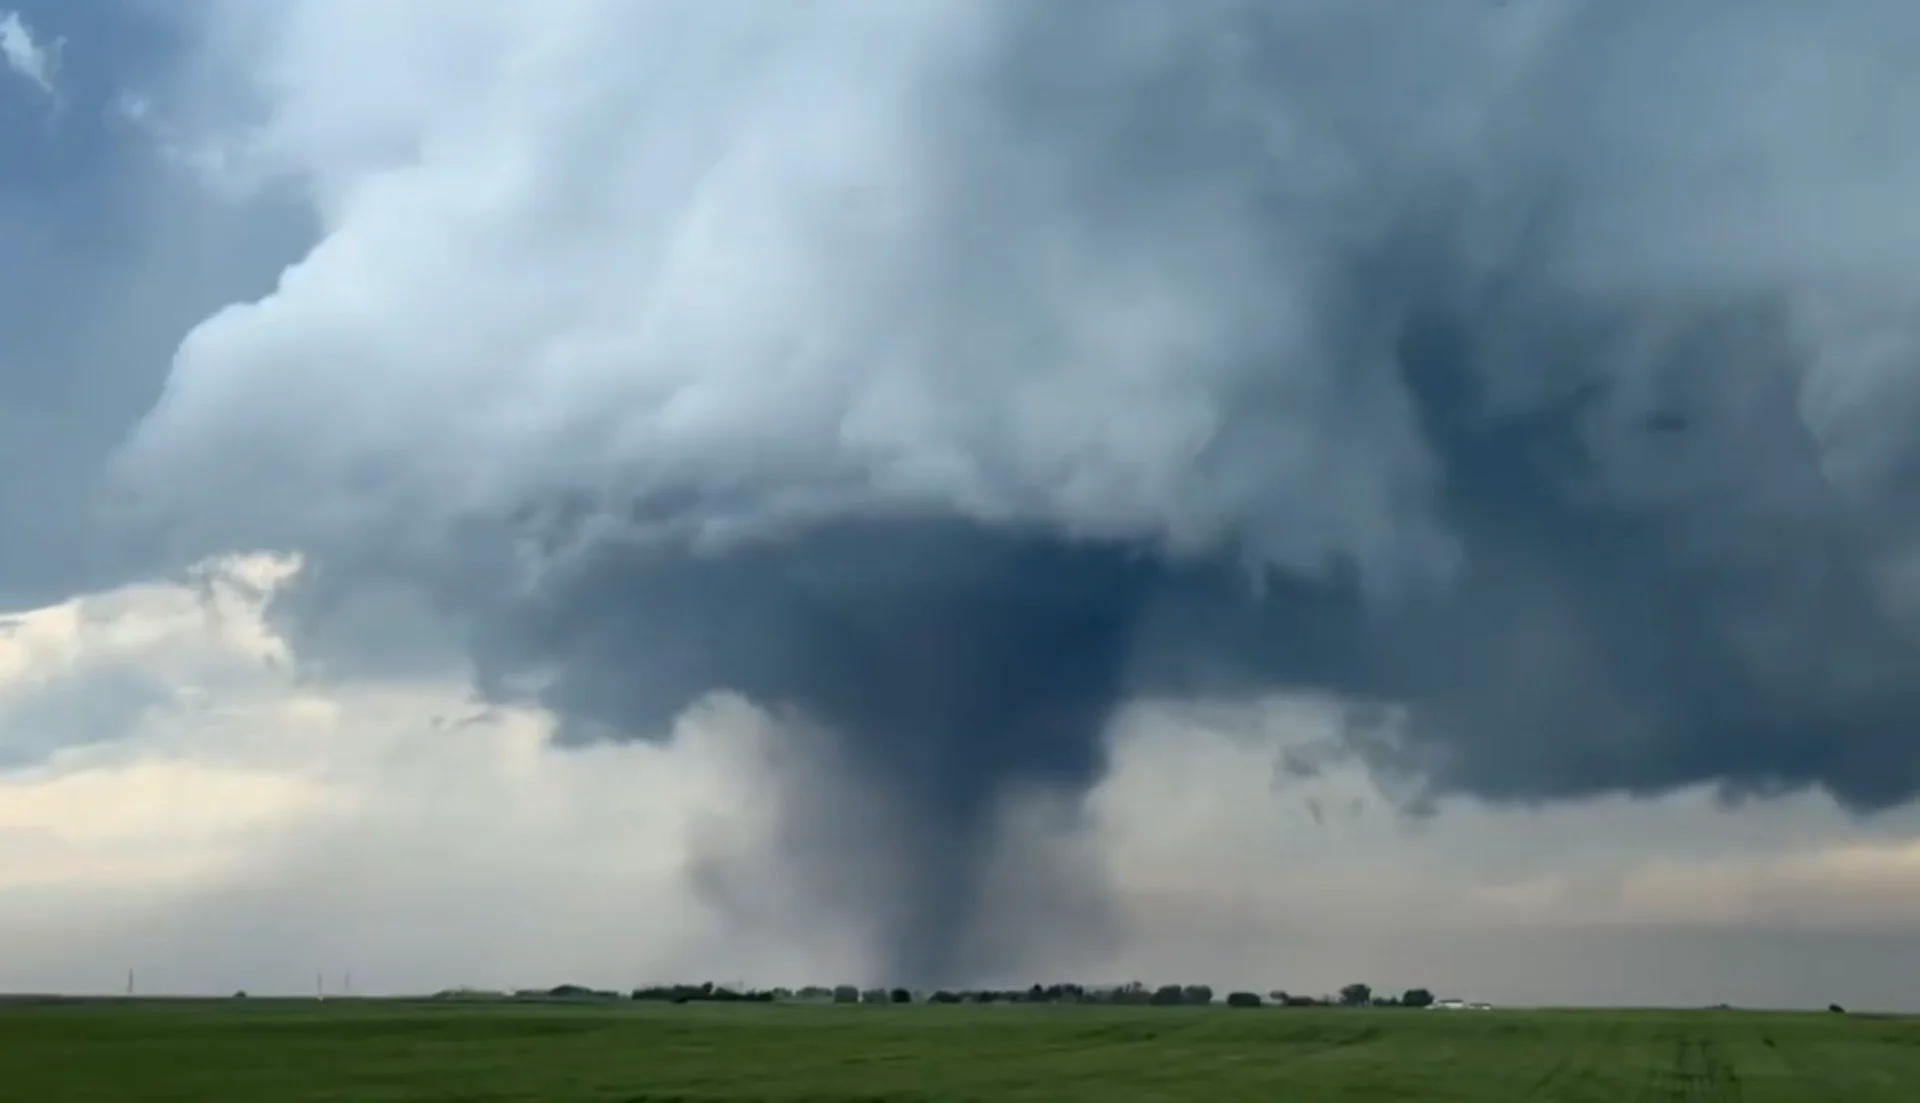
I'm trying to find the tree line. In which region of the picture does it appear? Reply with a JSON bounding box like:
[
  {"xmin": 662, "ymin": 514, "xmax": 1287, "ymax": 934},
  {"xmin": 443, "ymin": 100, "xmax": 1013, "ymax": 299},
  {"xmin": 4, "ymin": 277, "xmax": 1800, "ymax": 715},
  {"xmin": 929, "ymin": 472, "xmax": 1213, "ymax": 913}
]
[{"xmin": 609, "ymin": 980, "xmax": 1437, "ymax": 1008}]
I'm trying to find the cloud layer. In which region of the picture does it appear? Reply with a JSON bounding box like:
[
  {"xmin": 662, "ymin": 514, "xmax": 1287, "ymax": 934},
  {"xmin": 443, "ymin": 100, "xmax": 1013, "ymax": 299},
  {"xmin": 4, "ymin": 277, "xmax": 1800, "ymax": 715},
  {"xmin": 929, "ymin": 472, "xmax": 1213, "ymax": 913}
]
[{"xmin": 8, "ymin": 561, "xmax": 1920, "ymax": 1008}]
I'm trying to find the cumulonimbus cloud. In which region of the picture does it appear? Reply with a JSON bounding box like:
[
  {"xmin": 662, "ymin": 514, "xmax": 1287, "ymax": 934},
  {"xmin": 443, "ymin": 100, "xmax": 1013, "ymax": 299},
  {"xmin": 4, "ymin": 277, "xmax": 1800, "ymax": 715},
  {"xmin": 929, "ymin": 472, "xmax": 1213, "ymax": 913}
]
[{"xmin": 109, "ymin": 0, "xmax": 1920, "ymax": 983}]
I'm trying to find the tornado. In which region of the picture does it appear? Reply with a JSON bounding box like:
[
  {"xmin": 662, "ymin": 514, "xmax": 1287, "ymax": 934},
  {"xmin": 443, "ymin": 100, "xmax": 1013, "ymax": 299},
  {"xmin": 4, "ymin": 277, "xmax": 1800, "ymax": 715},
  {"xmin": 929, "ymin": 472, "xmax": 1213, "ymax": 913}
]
[{"xmin": 114, "ymin": 0, "xmax": 1920, "ymax": 983}]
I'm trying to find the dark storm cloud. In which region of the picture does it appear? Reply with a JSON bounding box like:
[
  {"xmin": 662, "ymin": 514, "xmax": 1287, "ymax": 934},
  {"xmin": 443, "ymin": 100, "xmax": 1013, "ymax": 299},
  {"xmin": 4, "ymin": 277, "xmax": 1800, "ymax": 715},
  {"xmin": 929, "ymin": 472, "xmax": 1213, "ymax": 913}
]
[
  {"xmin": 464, "ymin": 312, "xmax": 1920, "ymax": 980},
  {"xmin": 110, "ymin": 0, "xmax": 1920, "ymax": 982}
]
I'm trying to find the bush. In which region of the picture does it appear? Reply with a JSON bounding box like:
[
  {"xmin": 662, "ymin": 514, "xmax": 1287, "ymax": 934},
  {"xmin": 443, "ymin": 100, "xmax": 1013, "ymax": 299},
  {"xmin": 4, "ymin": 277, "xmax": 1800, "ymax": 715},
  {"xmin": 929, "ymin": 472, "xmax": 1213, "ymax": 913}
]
[{"xmin": 1225, "ymin": 991, "xmax": 1263, "ymax": 1008}]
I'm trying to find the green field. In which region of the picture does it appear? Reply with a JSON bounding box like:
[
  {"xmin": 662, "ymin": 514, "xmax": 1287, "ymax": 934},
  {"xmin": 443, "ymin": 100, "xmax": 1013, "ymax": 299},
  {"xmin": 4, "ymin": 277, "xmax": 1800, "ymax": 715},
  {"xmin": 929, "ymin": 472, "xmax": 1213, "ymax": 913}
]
[{"xmin": 2, "ymin": 999, "xmax": 1915, "ymax": 1101}]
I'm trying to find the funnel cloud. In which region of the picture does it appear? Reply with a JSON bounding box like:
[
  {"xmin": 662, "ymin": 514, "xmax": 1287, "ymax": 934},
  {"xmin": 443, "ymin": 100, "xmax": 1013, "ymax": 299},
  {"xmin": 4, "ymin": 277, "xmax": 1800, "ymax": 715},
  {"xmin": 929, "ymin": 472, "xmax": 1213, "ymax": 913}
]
[{"xmin": 109, "ymin": 0, "xmax": 1920, "ymax": 982}]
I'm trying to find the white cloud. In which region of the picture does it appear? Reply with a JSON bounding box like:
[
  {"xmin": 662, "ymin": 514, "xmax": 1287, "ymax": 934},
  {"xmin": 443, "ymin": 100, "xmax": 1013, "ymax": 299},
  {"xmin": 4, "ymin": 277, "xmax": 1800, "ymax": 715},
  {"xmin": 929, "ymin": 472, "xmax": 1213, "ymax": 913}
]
[
  {"xmin": 112, "ymin": 0, "xmax": 1920, "ymax": 607},
  {"xmin": 0, "ymin": 11, "xmax": 56, "ymax": 96},
  {"xmin": 115, "ymin": 0, "xmax": 1454, "ymax": 589},
  {"xmin": 6, "ymin": 561, "xmax": 1920, "ymax": 1007}
]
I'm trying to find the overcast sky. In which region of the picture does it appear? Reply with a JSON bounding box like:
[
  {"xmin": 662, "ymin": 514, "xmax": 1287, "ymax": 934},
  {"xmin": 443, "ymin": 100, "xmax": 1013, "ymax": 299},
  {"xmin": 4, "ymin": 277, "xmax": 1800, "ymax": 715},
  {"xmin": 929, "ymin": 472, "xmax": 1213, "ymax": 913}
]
[
  {"xmin": 10, "ymin": 553, "xmax": 1920, "ymax": 1007},
  {"xmin": 8, "ymin": 0, "xmax": 1920, "ymax": 1010}
]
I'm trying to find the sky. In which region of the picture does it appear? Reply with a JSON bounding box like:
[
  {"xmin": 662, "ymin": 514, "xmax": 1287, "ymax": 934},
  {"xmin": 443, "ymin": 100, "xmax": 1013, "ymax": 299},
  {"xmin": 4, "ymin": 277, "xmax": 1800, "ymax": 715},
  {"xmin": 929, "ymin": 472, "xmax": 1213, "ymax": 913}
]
[{"xmin": 8, "ymin": 0, "xmax": 1920, "ymax": 1008}]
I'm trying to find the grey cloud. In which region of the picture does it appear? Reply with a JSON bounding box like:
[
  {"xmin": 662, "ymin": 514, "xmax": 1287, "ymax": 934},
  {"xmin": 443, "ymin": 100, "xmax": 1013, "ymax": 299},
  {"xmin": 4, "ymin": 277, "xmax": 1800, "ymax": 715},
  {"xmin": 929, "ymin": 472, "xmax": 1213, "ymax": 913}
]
[{"xmin": 70, "ymin": 0, "xmax": 1920, "ymax": 984}]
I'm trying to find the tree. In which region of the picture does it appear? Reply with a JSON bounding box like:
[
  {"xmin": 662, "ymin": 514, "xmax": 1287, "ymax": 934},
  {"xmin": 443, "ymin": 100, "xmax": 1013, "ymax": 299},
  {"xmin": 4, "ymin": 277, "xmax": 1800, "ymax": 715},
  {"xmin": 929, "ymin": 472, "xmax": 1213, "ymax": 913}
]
[
  {"xmin": 1181, "ymin": 984, "xmax": 1214, "ymax": 1006},
  {"xmin": 1339, "ymin": 983, "xmax": 1373, "ymax": 1007},
  {"xmin": 889, "ymin": 988, "xmax": 912, "ymax": 1004},
  {"xmin": 1149, "ymin": 985, "xmax": 1185, "ymax": 1006},
  {"xmin": 1401, "ymin": 988, "xmax": 1435, "ymax": 1009},
  {"xmin": 832, "ymin": 985, "xmax": 859, "ymax": 1004},
  {"xmin": 1282, "ymin": 994, "xmax": 1321, "ymax": 1007},
  {"xmin": 1225, "ymin": 991, "xmax": 1263, "ymax": 1008}
]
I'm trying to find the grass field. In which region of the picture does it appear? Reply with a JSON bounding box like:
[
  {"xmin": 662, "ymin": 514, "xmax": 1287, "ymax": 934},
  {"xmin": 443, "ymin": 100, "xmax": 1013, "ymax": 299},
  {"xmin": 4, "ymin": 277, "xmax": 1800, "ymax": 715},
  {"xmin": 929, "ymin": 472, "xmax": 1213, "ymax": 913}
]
[{"xmin": 2, "ymin": 999, "xmax": 1916, "ymax": 1101}]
